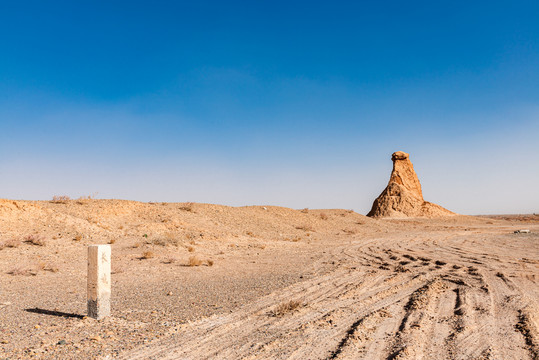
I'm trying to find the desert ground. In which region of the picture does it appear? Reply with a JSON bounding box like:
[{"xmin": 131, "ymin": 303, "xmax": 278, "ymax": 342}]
[{"xmin": 0, "ymin": 199, "xmax": 538, "ymax": 359}]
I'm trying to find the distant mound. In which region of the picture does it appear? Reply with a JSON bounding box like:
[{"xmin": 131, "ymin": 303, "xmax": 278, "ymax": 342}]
[{"xmin": 367, "ymin": 151, "xmax": 454, "ymax": 218}]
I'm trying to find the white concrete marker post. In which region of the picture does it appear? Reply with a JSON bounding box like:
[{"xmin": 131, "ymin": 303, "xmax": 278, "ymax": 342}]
[{"xmin": 87, "ymin": 244, "xmax": 111, "ymax": 320}]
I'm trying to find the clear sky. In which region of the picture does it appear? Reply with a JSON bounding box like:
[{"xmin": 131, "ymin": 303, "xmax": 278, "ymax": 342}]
[{"xmin": 1, "ymin": 1, "xmax": 538, "ymax": 214}]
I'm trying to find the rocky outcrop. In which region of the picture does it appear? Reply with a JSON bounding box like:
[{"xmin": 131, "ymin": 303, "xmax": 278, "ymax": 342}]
[{"xmin": 367, "ymin": 151, "xmax": 454, "ymax": 218}]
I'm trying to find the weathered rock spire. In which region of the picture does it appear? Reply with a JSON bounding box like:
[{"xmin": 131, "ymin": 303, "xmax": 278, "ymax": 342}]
[{"xmin": 367, "ymin": 151, "xmax": 454, "ymax": 218}]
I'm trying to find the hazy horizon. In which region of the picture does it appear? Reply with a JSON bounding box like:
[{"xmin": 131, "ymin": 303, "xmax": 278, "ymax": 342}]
[{"xmin": 1, "ymin": 1, "xmax": 538, "ymax": 215}]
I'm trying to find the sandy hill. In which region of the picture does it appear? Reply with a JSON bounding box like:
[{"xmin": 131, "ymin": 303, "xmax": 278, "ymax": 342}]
[{"xmin": 0, "ymin": 198, "xmax": 380, "ymax": 245}]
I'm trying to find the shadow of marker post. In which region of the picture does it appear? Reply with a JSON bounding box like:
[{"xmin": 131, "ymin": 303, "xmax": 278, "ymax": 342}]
[{"xmin": 87, "ymin": 244, "xmax": 111, "ymax": 320}]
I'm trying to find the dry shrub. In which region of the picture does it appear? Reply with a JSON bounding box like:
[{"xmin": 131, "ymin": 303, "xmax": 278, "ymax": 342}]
[
  {"xmin": 141, "ymin": 251, "xmax": 155, "ymax": 260},
  {"xmin": 76, "ymin": 193, "xmax": 96, "ymax": 204},
  {"xmin": 164, "ymin": 232, "xmax": 180, "ymax": 246},
  {"xmin": 295, "ymin": 224, "xmax": 315, "ymax": 232},
  {"xmin": 187, "ymin": 246, "xmax": 195, "ymax": 252},
  {"xmin": 23, "ymin": 234, "xmax": 46, "ymax": 246},
  {"xmin": 342, "ymin": 228, "xmax": 357, "ymax": 235},
  {"xmin": 179, "ymin": 202, "xmax": 194, "ymax": 212},
  {"xmin": 269, "ymin": 300, "xmax": 304, "ymax": 317},
  {"xmin": 245, "ymin": 231, "xmax": 254, "ymax": 237},
  {"xmin": 8, "ymin": 266, "xmax": 38, "ymax": 276},
  {"xmin": 300, "ymin": 208, "xmax": 309, "ymax": 213},
  {"xmin": 108, "ymin": 239, "xmax": 116, "ymax": 244},
  {"xmin": 52, "ymin": 195, "xmax": 70, "ymax": 204},
  {"xmin": 187, "ymin": 256, "xmax": 202, "ymax": 267},
  {"xmin": 42, "ymin": 263, "xmax": 59, "ymax": 273},
  {"xmin": 206, "ymin": 259, "xmax": 214, "ymax": 266},
  {"xmin": 319, "ymin": 212, "xmax": 328, "ymax": 220},
  {"xmin": 150, "ymin": 232, "xmax": 180, "ymax": 247},
  {"xmin": 162, "ymin": 257, "xmax": 176, "ymax": 264},
  {"xmin": 73, "ymin": 234, "xmax": 83, "ymax": 242},
  {"xmin": 152, "ymin": 238, "xmax": 167, "ymax": 246},
  {"xmin": 2, "ymin": 239, "xmax": 21, "ymax": 248},
  {"xmin": 285, "ymin": 237, "xmax": 302, "ymax": 242}
]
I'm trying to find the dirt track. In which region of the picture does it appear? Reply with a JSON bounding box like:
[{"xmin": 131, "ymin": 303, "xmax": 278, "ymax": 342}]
[
  {"xmin": 121, "ymin": 229, "xmax": 539, "ymax": 360},
  {"xmin": 0, "ymin": 200, "xmax": 538, "ymax": 359}
]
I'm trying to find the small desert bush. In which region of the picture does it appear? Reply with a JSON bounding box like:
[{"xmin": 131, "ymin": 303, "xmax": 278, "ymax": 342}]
[
  {"xmin": 108, "ymin": 238, "xmax": 116, "ymax": 244},
  {"xmin": 8, "ymin": 267, "xmax": 36, "ymax": 276},
  {"xmin": 141, "ymin": 251, "xmax": 155, "ymax": 260},
  {"xmin": 187, "ymin": 256, "xmax": 202, "ymax": 267},
  {"xmin": 76, "ymin": 193, "xmax": 96, "ymax": 204},
  {"xmin": 1, "ymin": 239, "xmax": 21, "ymax": 249},
  {"xmin": 300, "ymin": 208, "xmax": 309, "ymax": 213},
  {"xmin": 187, "ymin": 246, "xmax": 195, "ymax": 252},
  {"xmin": 269, "ymin": 300, "xmax": 304, "ymax": 317},
  {"xmin": 342, "ymin": 228, "xmax": 357, "ymax": 235},
  {"xmin": 73, "ymin": 234, "xmax": 83, "ymax": 242},
  {"xmin": 206, "ymin": 259, "xmax": 214, "ymax": 266},
  {"xmin": 162, "ymin": 257, "xmax": 177, "ymax": 264},
  {"xmin": 285, "ymin": 237, "xmax": 302, "ymax": 242},
  {"xmin": 295, "ymin": 224, "xmax": 315, "ymax": 232},
  {"xmin": 152, "ymin": 238, "xmax": 167, "ymax": 246},
  {"xmin": 164, "ymin": 232, "xmax": 180, "ymax": 246},
  {"xmin": 179, "ymin": 202, "xmax": 194, "ymax": 212},
  {"xmin": 23, "ymin": 234, "xmax": 46, "ymax": 246},
  {"xmin": 319, "ymin": 212, "xmax": 328, "ymax": 220},
  {"xmin": 41, "ymin": 262, "xmax": 59, "ymax": 273},
  {"xmin": 152, "ymin": 232, "xmax": 180, "ymax": 247},
  {"xmin": 51, "ymin": 195, "xmax": 70, "ymax": 204}
]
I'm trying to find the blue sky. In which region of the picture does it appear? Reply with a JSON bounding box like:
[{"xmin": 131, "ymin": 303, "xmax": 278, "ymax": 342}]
[{"xmin": 1, "ymin": 1, "xmax": 538, "ymax": 214}]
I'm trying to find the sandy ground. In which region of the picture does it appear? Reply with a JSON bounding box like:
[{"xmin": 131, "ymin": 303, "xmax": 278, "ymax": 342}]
[{"xmin": 0, "ymin": 199, "xmax": 538, "ymax": 359}]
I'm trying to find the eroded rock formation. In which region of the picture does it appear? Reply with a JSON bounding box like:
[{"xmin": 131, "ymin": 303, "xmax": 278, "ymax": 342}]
[{"xmin": 367, "ymin": 151, "xmax": 454, "ymax": 218}]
